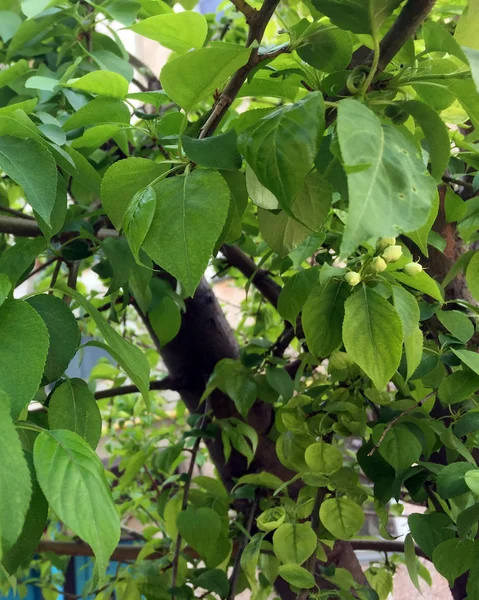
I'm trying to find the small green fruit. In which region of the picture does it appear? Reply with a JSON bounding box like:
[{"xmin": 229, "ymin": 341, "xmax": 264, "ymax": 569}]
[
  {"xmin": 404, "ymin": 262, "xmax": 423, "ymax": 276},
  {"xmin": 382, "ymin": 245, "xmax": 403, "ymax": 263},
  {"xmin": 377, "ymin": 237, "xmax": 396, "ymax": 250},
  {"xmin": 345, "ymin": 272, "xmax": 361, "ymax": 287},
  {"xmin": 371, "ymin": 256, "xmax": 387, "ymax": 273}
]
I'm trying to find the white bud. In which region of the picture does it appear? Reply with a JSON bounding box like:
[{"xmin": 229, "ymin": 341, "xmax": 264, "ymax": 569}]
[
  {"xmin": 404, "ymin": 262, "xmax": 423, "ymax": 276},
  {"xmin": 377, "ymin": 237, "xmax": 396, "ymax": 250},
  {"xmin": 382, "ymin": 245, "xmax": 403, "ymax": 263},
  {"xmin": 371, "ymin": 256, "xmax": 387, "ymax": 273},
  {"xmin": 345, "ymin": 271, "xmax": 361, "ymax": 287}
]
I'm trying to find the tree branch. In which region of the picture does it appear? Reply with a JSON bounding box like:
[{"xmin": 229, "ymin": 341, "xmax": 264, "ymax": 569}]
[
  {"xmin": 0, "ymin": 215, "xmax": 117, "ymax": 240},
  {"xmin": 230, "ymin": 0, "xmax": 256, "ymax": 22},
  {"xmin": 376, "ymin": 0, "xmax": 437, "ymax": 72},
  {"xmin": 221, "ymin": 244, "xmax": 281, "ymax": 307},
  {"xmin": 226, "ymin": 497, "xmax": 258, "ymax": 600},
  {"xmin": 94, "ymin": 378, "xmax": 183, "ymax": 400}
]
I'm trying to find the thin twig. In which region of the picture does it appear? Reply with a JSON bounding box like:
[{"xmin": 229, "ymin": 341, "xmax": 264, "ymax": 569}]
[
  {"xmin": 0, "ymin": 205, "xmax": 35, "ymax": 220},
  {"xmin": 64, "ymin": 261, "xmax": 80, "ymax": 305},
  {"xmin": 171, "ymin": 401, "xmax": 211, "ymax": 596},
  {"xmin": 0, "ymin": 215, "xmax": 117, "ymax": 239},
  {"xmin": 368, "ymin": 390, "xmax": 436, "ymax": 456},
  {"xmin": 23, "ymin": 257, "xmax": 57, "ymax": 281},
  {"xmin": 49, "ymin": 258, "xmax": 62, "ymax": 293},
  {"xmin": 226, "ymin": 497, "xmax": 258, "ymax": 600},
  {"xmin": 94, "ymin": 378, "xmax": 182, "ymax": 400},
  {"xmin": 442, "ymin": 175, "xmax": 475, "ymax": 190}
]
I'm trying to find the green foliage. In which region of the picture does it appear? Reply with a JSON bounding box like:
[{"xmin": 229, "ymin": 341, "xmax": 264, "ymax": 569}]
[{"xmin": 0, "ymin": 0, "xmax": 478, "ymax": 598}]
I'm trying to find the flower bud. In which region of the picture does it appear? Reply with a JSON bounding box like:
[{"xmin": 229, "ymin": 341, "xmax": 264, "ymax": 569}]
[
  {"xmin": 371, "ymin": 256, "xmax": 387, "ymax": 273},
  {"xmin": 404, "ymin": 262, "xmax": 423, "ymax": 276},
  {"xmin": 382, "ymin": 245, "xmax": 403, "ymax": 263},
  {"xmin": 377, "ymin": 237, "xmax": 396, "ymax": 250},
  {"xmin": 345, "ymin": 271, "xmax": 361, "ymax": 287}
]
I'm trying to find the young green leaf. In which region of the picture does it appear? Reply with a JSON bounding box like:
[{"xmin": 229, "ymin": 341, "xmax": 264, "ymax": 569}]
[
  {"xmin": 126, "ymin": 12, "xmax": 207, "ymax": 53},
  {"xmin": 34, "ymin": 429, "xmax": 120, "ymax": 581},
  {"xmin": 238, "ymin": 93, "xmax": 324, "ymax": 212},
  {"xmin": 48, "ymin": 379, "xmax": 102, "ymax": 449},
  {"xmin": 272, "ymin": 522, "xmax": 317, "ymax": 564},
  {"xmin": 466, "ymin": 251, "xmax": 479, "ymax": 302},
  {"xmin": 176, "ymin": 506, "xmax": 221, "ymax": 558},
  {"xmin": 123, "ymin": 186, "xmax": 157, "ymax": 261},
  {"xmin": 278, "ymin": 564, "xmax": 316, "ymax": 589},
  {"xmin": 404, "ymin": 533, "xmax": 421, "ymax": 593},
  {"xmin": 0, "ymin": 300, "xmax": 49, "ymax": 420},
  {"xmin": 65, "ymin": 71, "xmax": 129, "ymax": 99},
  {"xmin": 0, "ymin": 391, "xmax": 31, "ymax": 560},
  {"xmin": 143, "ymin": 170, "xmax": 229, "ymax": 296},
  {"xmin": 26, "ymin": 294, "xmax": 80, "ymax": 384},
  {"xmin": 432, "ymin": 538, "xmax": 474, "ymax": 585},
  {"xmin": 319, "ymin": 497, "xmax": 365, "ymax": 540},
  {"xmin": 343, "ymin": 286, "xmax": 403, "ymax": 390}
]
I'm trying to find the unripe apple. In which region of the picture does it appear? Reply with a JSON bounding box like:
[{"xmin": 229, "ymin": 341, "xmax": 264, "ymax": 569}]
[
  {"xmin": 345, "ymin": 271, "xmax": 361, "ymax": 287},
  {"xmin": 404, "ymin": 262, "xmax": 423, "ymax": 276},
  {"xmin": 377, "ymin": 237, "xmax": 396, "ymax": 250},
  {"xmin": 371, "ymin": 256, "xmax": 387, "ymax": 273},
  {"xmin": 382, "ymin": 245, "xmax": 403, "ymax": 263}
]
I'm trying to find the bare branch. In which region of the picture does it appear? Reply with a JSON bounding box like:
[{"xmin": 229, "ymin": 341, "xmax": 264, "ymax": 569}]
[
  {"xmin": 94, "ymin": 377, "xmax": 183, "ymax": 400},
  {"xmin": 351, "ymin": 539, "xmax": 428, "ymax": 560},
  {"xmin": 226, "ymin": 497, "xmax": 258, "ymax": 600},
  {"xmin": 230, "ymin": 0, "xmax": 256, "ymax": 22},
  {"xmin": 0, "ymin": 215, "xmax": 117, "ymax": 240},
  {"xmin": 376, "ymin": 0, "xmax": 437, "ymax": 72}
]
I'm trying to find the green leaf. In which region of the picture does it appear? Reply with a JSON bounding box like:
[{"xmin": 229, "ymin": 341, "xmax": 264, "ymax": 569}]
[
  {"xmin": 464, "ymin": 46, "xmax": 479, "ymax": 94},
  {"xmin": 372, "ymin": 424, "xmax": 422, "ymax": 473},
  {"xmin": 458, "ymin": 503, "xmax": 479, "ymax": 537},
  {"xmin": 0, "ymin": 238, "xmax": 47, "ymax": 288},
  {"xmin": 439, "ymin": 369, "xmax": 479, "ymax": 404},
  {"xmin": 455, "ymin": 411, "xmax": 479, "ymax": 438},
  {"xmin": 176, "ymin": 506, "xmax": 221, "ymax": 558},
  {"xmin": 238, "ymin": 93, "xmax": 324, "ymax": 212},
  {"xmin": 452, "ymin": 348, "xmax": 479, "ymax": 376},
  {"xmin": 319, "ymin": 496, "xmax": 365, "ymax": 540},
  {"xmin": 0, "ymin": 60, "xmax": 29, "ymax": 89},
  {"xmin": 437, "ymin": 310, "xmax": 474, "ymax": 343},
  {"xmin": 406, "ymin": 190, "xmax": 440, "ymax": 257},
  {"xmin": 466, "ymin": 251, "xmax": 479, "ymax": 302},
  {"xmin": 423, "ymin": 20, "xmax": 467, "ymax": 62},
  {"xmin": 101, "ymin": 158, "xmax": 167, "ymax": 230},
  {"xmin": 433, "ymin": 538, "xmax": 474, "ymax": 585},
  {"xmin": 404, "ymin": 326, "xmax": 423, "ymax": 381},
  {"xmin": 236, "ymin": 472, "xmax": 284, "ymax": 491},
  {"xmin": 143, "ymin": 170, "xmax": 229, "ymax": 296},
  {"xmin": 241, "ymin": 532, "xmax": 264, "ymax": 592},
  {"xmin": 34, "ymin": 429, "xmax": 120, "ymax": 580},
  {"xmin": 48, "ymin": 379, "xmax": 102, "ymax": 449},
  {"xmin": 66, "ymin": 71, "xmax": 129, "ymax": 99},
  {"xmin": 304, "ymin": 441, "xmax": 343, "ymax": 475},
  {"xmin": 2, "ymin": 452, "xmax": 47, "ymax": 574},
  {"xmin": 390, "ymin": 270, "xmax": 443, "ymax": 303},
  {"xmin": 63, "ymin": 97, "xmax": 131, "ymax": 132},
  {"xmin": 303, "ymin": 278, "xmax": 349, "ymax": 358},
  {"xmin": 402, "ymin": 100, "xmax": 450, "ymax": 182},
  {"xmin": 337, "ymin": 99, "xmax": 436, "ymax": 256},
  {"xmin": 312, "ymin": 0, "xmax": 402, "ymax": 34},
  {"xmin": 465, "ymin": 470, "xmax": 479, "ymax": 495},
  {"xmin": 343, "ymin": 286, "xmax": 403, "ymax": 390},
  {"xmin": 296, "ymin": 23, "xmax": 353, "ymax": 73},
  {"xmin": 0, "ymin": 135, "xmax": 57, "ymax": 225},
  {"xmin": 0, "ymin": 12, "xmax": 21, "ymax": 43},
  {"xmin": 278, "ymin": 267, "xmax": 318, "ymax": 325},
  {"xmin": 123, "ymin": 186, "xmax": 156, "ymax": 261},
  {"xmin": 26, "ymin": 294, "xmax": 80, "ymax": 384},
  {"xmin": 0, "ymin": 274, "xmax": 11, "ymax": 307},
  {"xmin": 392, "ymin": 285, "xmax": 420, "ymax": 338},
  {"xmin": 257, "ymin": 507, "xmax": 286, "ymax": 531},
  {"xmin": 245, "ymin": 164, "xmax": 279, "ymax": 209},
  {"xmin": 437, "ymin": 462, "xmax": 477, "ymax": 498},
  {"xmin": 278, "ymin": 564, "xmax": 316, "ymax": 589},
  {"xmin": 455, "ymin": 0, "xmax": 479, "ymax": 50},
  {"xmin": 445, "ymin": 188, "xmax": 467, "ymax": 224},
  {"xmin": 408, "ymin": 513, "xmax": 455, "ymax": 558},
  {"xmin": 365, "ymin": 568, "xmax": 393, "ymax": 600},
  {"xmin": 0, "ymin": 391, "xmax": 31, "ymax": 560},
  {"xmin": 126, "ymin": 12, "xmax": 207, "ymax": 53},
  {"xmin": 182, "ymin": 130, "xmax": 242, "ymax": 171},
  {"xmin": 161, "ymin": 44, "xmax": 250, "ymax": 110},
  {"xmin": 192, "ymin": 569, "xmax": 230, "ymax": 598},
  {"xmin": 35, "ymin": 173, "xmax": 68, "ymax": 241},
  {"xmin": 57, "ymin": 286, "xmax": 150, "ymax": 408},
  {"xmin": 0, "ymin": 300, "xmax": 49, "ymax": 420},
  {"xmin": 272, "ymin": 522, "xmax": 317, "ymax": 564},
  {"xmin": 149, "ymin": 294, "xmax": 181, "ymax": 347},
  {"xmin": 404, "ymin": 533, "xmax": 421, "ymax": 593}
]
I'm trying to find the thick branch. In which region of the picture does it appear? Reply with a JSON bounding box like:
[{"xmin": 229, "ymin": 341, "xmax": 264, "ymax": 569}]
[
  {"xmin": 94, "ymin": 378, "xmax": 182, "ymax": 400},
  {"xmin": 376, "ymin": 0, "xmax": 437, "ymax": 71},
  {"xmin": 230, "ymin": 0, "xmax": 256, "ymax": 22},
  {"xmin": 0, "ymin": 215, "xmax": 117, "ymax": 240}
]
